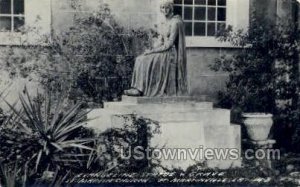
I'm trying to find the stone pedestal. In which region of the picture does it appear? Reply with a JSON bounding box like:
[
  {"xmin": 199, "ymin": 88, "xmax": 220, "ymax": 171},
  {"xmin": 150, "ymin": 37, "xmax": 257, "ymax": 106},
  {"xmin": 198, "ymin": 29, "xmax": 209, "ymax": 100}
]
[
  {"xmin": 243, "ymin": 139, "xmax": 277, "ymax": 169},
  {"xmin": 87, "ymin": 96, "xmax": 242, "ymax": 170}
]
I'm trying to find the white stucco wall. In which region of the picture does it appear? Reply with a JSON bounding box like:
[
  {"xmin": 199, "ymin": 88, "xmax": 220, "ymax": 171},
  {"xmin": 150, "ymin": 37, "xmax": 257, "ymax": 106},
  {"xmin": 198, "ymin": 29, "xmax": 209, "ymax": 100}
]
[{"xmin": 52, "ymin": 0, "xmax": 160, "ymax": 32}]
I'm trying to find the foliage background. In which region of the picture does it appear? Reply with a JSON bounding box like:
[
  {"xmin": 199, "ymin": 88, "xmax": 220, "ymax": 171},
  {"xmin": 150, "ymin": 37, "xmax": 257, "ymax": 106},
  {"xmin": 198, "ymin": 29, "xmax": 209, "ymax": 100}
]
[
  {"xmin": 0, "ymin": 4, "xmax": 154, "ymax": 108},
  {"xmin": 211, "ymin": 14, "xmax": 300, "ymax": 151}
]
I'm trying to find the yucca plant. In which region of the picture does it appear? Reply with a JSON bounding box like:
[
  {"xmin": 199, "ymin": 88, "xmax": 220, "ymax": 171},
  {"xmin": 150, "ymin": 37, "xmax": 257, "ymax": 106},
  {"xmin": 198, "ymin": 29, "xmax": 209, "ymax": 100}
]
[{"xmin": 4, "ymin": 88, "xmax": 95, "ymax": 173}]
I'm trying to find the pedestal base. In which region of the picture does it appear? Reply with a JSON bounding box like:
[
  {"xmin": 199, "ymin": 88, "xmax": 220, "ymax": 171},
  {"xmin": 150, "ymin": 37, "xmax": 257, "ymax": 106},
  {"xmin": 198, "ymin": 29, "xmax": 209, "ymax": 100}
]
[
  {"xmin": 243, "ymin": 139, "xmax": 277, "ymax": 169},
  {"xmin": 87, "ymin": 96, "xmax": 242, "ymax": 170}
]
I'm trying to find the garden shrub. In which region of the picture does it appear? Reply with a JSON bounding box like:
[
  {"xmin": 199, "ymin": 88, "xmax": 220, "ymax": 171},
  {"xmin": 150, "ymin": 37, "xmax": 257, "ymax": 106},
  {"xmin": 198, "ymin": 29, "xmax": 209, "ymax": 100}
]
[
  {"xmin": 0, "ymin": 89, "xmax": 161, "ymax": 185},
  {"xmin": 86, "ymin": 114, "xmax": 160, "ymax": 173},
  {"xmin": 1, "ymin": 4, "xmax": 153, "ymax": 107},
  {"xmin": 0, "ymin": 89, "xmax": 95, "ymax": 180},
  {"xmin": 211, "ymin": 16, "xmax": 300, "ymax": 151}
]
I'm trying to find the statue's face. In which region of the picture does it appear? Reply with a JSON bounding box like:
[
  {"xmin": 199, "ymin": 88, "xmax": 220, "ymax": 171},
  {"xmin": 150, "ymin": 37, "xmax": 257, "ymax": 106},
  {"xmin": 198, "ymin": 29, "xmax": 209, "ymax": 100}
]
[{"xmin": 160, "ymin": 4, "xmax": 173, "ymax": 17}]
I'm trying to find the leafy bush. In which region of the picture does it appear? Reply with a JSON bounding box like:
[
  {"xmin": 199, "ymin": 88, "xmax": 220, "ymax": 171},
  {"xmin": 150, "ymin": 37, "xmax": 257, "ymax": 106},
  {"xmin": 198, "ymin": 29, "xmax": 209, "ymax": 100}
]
[
  {"xmin": 86, "ymin": 114, "xmax": 161, "ymax": 173},
  {"xmin": 1, "ymin": 4, "xmax": 153, "ymax": 106},
  {"xmin": 211, "ymin": 16, "xmax": 300, "ymax": 150},
  {"xmin": 212, "ymin": 19, "xmax": 297, "ymax": 113},
  {"xmin": 55, "ymin": 7, "xmax": 152, "ymax": 104}
]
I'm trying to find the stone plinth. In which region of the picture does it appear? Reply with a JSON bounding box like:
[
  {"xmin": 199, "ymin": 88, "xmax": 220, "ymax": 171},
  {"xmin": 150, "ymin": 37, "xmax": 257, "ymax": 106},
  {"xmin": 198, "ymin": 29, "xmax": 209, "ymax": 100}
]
[
  {"xmin": 87, "ymin": 96, "xmax": 241, "ymax": 170},
  {"xmin": 121, "ymin": 95, "xmax": 212, "ymax": 104}
]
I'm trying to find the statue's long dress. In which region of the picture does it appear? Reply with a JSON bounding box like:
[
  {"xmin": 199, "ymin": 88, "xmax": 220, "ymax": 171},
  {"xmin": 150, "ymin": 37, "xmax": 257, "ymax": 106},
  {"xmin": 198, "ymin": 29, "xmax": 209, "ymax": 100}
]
[{"xmin": 131, "ymin": 16, "xmax": 188, "ymax": 97}]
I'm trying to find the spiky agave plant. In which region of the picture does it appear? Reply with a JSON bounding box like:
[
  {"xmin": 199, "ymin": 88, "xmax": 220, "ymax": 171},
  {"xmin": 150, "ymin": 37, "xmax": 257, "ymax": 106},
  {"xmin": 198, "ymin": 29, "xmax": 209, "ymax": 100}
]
[{"xmin": 5, "ymin": 88, "xmax": 95, "ymax": 173}]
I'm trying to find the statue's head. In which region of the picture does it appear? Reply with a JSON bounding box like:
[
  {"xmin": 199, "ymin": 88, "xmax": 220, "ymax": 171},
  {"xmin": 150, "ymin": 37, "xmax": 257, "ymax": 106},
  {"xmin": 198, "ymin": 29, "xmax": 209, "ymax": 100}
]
[{"xmin": 160, "ymin": 0, "xmax": 174, "ymax": 17}]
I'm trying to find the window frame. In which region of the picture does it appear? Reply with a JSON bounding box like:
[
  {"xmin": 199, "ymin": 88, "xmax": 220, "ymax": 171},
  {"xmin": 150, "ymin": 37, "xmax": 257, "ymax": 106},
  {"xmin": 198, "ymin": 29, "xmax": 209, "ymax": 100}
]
[
  {"xmin": 0, "ymin": 0, "xmax": 25, "ymax": 33},
  {"xmin": 173, "ymin": 0, "xmax": 250, "ymax": 48},
  {"xmin": 174, "ymin": 0, "xmax": 227, "ymax": 37},
  {"xmin": 0, "ymin": 0, "xmax": 51, "ymax": 45}
]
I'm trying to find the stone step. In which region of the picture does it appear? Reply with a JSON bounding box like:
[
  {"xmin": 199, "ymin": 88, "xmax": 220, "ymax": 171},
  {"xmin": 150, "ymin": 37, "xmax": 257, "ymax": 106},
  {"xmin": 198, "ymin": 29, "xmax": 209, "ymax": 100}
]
[
  {"xmin": 150, "ymin": 122, "xmax": 241, "ymax": 170},
  {"xmin": 135, "ymin": 109, "xmax": 230, "ymax": 124},
  {"xmin": 85, "ymin": 95, "xmax": 241, "ymax": 170},
  {"xmin": 121, "ymin": 95, "xmax": 212, "ymax": 104},
  {"xmin": 87, "ymin": 108, "xmax": 231, "ymax": 133},
  {"xmin": 103, "ymin": 102, "xmax": 213, "ymax": 111}
]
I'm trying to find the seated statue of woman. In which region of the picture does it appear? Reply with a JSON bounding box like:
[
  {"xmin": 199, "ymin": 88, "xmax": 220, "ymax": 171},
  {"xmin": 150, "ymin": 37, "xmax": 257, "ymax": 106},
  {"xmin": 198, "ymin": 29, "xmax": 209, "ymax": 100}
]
[{"xmin": 124, "ymin": 0, "xmax": 188, "ymax": 97}]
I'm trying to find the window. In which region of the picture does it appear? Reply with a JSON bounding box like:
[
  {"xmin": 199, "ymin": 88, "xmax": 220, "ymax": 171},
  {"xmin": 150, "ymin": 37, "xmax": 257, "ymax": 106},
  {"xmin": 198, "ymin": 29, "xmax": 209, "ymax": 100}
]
[
  {"xmin": 173, "ymin": 0, "xmax": 250, "ymax": 47},
  {"xmin": 174, "ymin": 0, "xmax": 226, "ymax": 37},
  {"xmin": 0, "ymin": 0, "xmax": 25, "ymax": 32},
  {"xmin": 0, "ymin": 0, "xmax": 51, "ymax": 45}
]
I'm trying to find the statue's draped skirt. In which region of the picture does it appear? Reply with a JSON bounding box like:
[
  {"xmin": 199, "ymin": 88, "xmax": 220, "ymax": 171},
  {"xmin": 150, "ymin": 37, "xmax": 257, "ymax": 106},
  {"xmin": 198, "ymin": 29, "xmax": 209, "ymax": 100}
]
[
  {"xmin": 131, "ymin": 46, "xmax": 178, "ymax": 97},
  {"xmin": 130, "ymin": 16, "xmax": 188, "ymax": 97}
]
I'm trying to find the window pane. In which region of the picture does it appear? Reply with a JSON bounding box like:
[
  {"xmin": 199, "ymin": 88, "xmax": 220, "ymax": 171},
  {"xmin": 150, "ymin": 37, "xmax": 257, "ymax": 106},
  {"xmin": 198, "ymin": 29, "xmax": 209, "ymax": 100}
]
[
  {"xmin": 217, "ymin": 8, "xmax": 226, "ymax": 21},
  {"xmin": 194, "ymin": 22, "xmax": 206, "ymax": 36},
  {"xmin": 195, "ymin": 0, "xmax": 206, "ymax": 5},
  {"xmin": 0, "ymin": 0, "xmax": 11, "ymax": 14},
  {"xmin": 218, "ymin": 0, "xmax": 226, "ymax": 6},
  {"xmin": 207, "ymin": 7, "xmax": 216, "ymax": 21},
  {"xmin": 207, "ymin": 0, "xmax": 216, "ymax": 5},
  {"xmin": 174, "ymin": 0, "xmax": 183, "ymax": 4},
  {"xmin": 184, "ymin": 7, "xmax": 193, "ymax": 20},
  {"xmin": 14, "ymin": 16, "xmax": 24, "ymax": 31},
  {"xmin": 207, "ymin": 23, "xmax": 216, "ymax": 36},
  {"xmin": 184, "ymin": 22, "xmax": 192, "ymax": 36},
  {"xmin": 0, "ymin": 17, "xmax": 11, "ymax": 31},
  {"xmin": 194, "ymin": 7, "xmax": 206, "ymax": 20},
  {"xmin": 184, "ymin": 0, "xmax": 193, "ymax": 5},
  {"xmin": 174, "ymin": 6, "xmax": 182, "ymax": 16},
  {"xmin": 14, "ymin": 0, "xmax": 24, "ymax": 14}
]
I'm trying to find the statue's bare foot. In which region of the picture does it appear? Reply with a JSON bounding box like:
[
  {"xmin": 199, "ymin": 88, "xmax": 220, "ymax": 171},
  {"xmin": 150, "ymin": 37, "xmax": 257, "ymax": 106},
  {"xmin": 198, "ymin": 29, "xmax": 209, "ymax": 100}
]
[{"xmin": 124, "ymin": 88, "xmax": 142, "ymax": 96}]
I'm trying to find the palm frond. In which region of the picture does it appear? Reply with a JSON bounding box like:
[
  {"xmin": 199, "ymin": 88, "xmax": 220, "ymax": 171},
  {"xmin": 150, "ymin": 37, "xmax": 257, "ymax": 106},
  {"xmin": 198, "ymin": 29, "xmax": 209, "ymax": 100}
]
[
  {"xmin": 53, "ymin": 103, "xmax": 82, "ymax": 130},
  {"xmin": 35, "ymin": 150, "xmax": 43, "ymax": 172},
  {"xmin": 61, "ymin": 143, "xmax": 94, "ymax": 151},
  {"xmin": 54, "ymin": 123, "xmax": 83, "ymax": 141},
  {"xmin": 50, "ymin": 169, "xmax": 70, "ymax": 187},
  {"xmin": 49, "ymin": 92, "xmax": 66, "ymax": 131},
  {"xmin": 50, "ymin": 143, "xmax": 64, "ymax": 152},
  {"xmin": 44, "ymin": 91, "xmax": 52, "ymax": 131},
  {"xmin": 3, "ymin": 89, "xmax": 94, "ymax": 172}
]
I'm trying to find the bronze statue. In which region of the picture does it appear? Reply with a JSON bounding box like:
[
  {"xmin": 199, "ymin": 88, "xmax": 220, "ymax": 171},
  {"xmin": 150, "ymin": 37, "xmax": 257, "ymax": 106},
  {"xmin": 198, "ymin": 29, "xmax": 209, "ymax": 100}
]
[{"xmin": 124, "ymin": 0, "xmax": 188, "ymax": 97}]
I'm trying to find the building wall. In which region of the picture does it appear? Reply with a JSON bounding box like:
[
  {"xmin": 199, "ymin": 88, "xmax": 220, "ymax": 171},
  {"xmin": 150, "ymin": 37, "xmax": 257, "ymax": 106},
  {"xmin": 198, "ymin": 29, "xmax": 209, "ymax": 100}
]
[
  {"xmin": 19, "ymin": 0, "xmax": 292, "ymax": 96},
  {"xmin": 50, "ymin": 0, "xmax": 229, "ymax": 98},
  {"xmin": 52, "ymin": 0, "xmax": 159, "ymax": 33},
  {"xmin": 0, "ymin": 0, "xmax": 297, "ymax": 109},
  {"xmin": 187, "ymin": 48, "xmax": 235, "ymax": 98},
  {"xmin": 51, "ymin": 0, "xmax": 242, "ymax": 97}
]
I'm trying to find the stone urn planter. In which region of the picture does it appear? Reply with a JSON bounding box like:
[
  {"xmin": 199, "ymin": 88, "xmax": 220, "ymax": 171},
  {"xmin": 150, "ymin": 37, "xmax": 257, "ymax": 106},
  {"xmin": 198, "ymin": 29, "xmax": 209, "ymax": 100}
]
[{"xmin": 242, "ymin": 113, "xmax": 273, "ymax": 141}]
